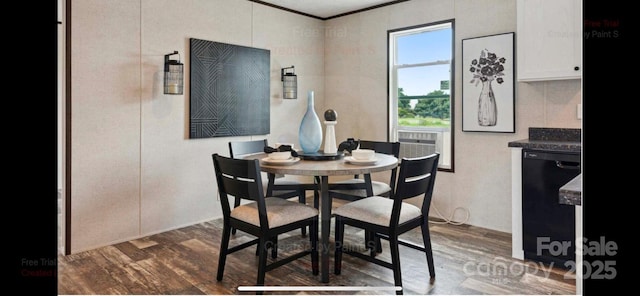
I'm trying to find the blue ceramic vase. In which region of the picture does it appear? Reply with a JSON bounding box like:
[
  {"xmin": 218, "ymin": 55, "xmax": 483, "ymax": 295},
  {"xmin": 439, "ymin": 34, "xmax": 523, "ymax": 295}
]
[{"xmin": 299, "ymin": 90, "xmax": 323, "ymax": 153}]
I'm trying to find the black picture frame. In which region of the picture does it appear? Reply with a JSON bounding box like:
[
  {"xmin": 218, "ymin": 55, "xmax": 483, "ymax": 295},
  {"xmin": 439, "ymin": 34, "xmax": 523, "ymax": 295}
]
[{"xmin": 462, "ymin": 32, "xmax": 515, "ymax": 133}]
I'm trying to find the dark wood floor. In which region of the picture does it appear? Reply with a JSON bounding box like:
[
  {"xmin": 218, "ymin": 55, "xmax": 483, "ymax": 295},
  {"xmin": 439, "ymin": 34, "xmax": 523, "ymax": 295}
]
[{"xmin": 58, "ymin": 210, "xmax": 576, "ymax": 295}]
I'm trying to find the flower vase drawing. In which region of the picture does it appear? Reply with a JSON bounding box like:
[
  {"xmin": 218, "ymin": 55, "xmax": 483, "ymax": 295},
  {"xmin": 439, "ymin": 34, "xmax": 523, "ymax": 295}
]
[
  {"xmin": 477, "ymin": 80, "xmax": 497, "ymax": 126},
  {"xmin": 298, "ymin": 90, "xmax": 323, "ymax": 153},
  {"xmin": 469, "ymin": 48, "xmax": 506, "ymax": 127},
  {"xmin": 462, "ymin": 32, "xmax": 514, "ymax": 132}
]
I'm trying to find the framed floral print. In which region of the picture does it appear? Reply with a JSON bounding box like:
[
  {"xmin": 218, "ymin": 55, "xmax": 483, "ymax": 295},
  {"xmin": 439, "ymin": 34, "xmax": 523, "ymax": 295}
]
[{"xmin": 462, "ymin": 32, "xmax": 515, "ymax": 133}]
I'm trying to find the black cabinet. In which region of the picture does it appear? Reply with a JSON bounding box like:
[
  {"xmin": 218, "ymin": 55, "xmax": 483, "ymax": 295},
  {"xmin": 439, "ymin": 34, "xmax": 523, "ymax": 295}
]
[{"xmin": 522, "ymin": 149, "xmax": 580, "ymax": 267}]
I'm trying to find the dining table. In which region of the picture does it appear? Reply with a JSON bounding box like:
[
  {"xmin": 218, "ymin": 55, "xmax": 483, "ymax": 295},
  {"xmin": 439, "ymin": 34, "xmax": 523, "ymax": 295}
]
[{"xmin": 243, "ymin": 152, "xmax": 399, "ymax": 283}]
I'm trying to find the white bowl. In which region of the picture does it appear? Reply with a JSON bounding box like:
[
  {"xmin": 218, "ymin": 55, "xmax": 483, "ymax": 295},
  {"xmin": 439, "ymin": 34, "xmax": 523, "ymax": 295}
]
[
  {"xmin": 351, "ymin": 149, "xmax": 375, "ymax": 160},
  {"xmin": 269, "ymin": 151, "xmax": 292, "ymax": 160}
]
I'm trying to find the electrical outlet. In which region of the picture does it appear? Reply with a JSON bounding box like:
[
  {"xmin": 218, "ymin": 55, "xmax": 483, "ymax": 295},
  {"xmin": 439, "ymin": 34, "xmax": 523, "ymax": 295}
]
[{"xmin": 577, "ymin": 103, "xmax": 582, "ymax": 120}]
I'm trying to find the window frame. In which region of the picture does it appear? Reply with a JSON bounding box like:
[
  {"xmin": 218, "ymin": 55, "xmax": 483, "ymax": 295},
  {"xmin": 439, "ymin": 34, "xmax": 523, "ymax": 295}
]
[{"xmin": 387, "ymin": 19, "xmax": 455, "ymax": 173}]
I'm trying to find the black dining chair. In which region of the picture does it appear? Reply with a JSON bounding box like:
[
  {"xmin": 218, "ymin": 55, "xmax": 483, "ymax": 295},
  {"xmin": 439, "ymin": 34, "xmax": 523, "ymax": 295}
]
[
  {"xmin": 328, "ymin": 140, "xmax": 400, "ymax": 253},
  {"xmin": 212, "ymin": 154, "xmax": 319, "ymax": 288},
  {"xmin": 328, "ymin": 140, "xmax": 401, "ymax": 202},
  {"xmin": 333, "ymin": 153, "xmax": 439, "ymax": 294},
  {"xmin": 229, "ymin": 139, "xmax": 309, "ymax": 235}
]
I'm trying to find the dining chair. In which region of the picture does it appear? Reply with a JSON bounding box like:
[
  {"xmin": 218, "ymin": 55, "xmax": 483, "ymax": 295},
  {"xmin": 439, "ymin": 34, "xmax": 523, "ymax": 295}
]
[
  {"xmin": 328, "ymin": 140, "xmax": 401, "ymax": 202},
  {"xmin": 328, "ymin": 140, "xmax": 400, "ymax": 253},
  {"xmin": 212, "ymin": 154, "xmax": 319, "ymax": 288},
  {"xmin": 333, "ymin": 153, "xmax": 439, "ymax": 294},
  {"xmin": 229, "ymin": 139, "xmax": 309, "ymax": 235}
]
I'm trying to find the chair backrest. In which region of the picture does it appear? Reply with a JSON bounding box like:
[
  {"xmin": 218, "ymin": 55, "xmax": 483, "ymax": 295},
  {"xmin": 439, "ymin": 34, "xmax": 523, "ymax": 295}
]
[
  {"xmin": 358, "ymin": 140, "xmax": 400, "ymax": 158},
  {"xmin": 212, "ymin": 153, "xmax": 269, "ymax": 227},
  {"xmin": 229, "ymin": 139, "xmax": 269, "ymax": 158},
  {"xmin": 357, "ymin": 140, "xmax": 401, "ymax": 191},
  {"xmin": 390, "ymin": 153, "xmax": 440, "ymax": 226}
]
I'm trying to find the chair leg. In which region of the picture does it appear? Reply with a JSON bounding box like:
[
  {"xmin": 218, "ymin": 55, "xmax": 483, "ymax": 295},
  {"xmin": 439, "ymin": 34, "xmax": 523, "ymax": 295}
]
[
  {"xmin": 389, "ymin": 235, "xmax": 403, "ymax": 295},
  {"xmin": 310, "ymin": 218, "xmax": 319, "ymax": 275},
  {"xmin": 231, "ymin": 197, "xmax": 241, "ymax": 235},
  {"xmin": 271, "ymin": 236, "xmax": 278, "ymax": 259},
  {"xmin": 256, "ymin": 237, "xmax": 268, "ymax": 290},
  {"xmin": 256, "ymin": 237, "xmax": 278, "ymax": 258},
  {"xmin": 216, "ymin": 223, "xmax": 231, "ymax": 281},
  {"xmin": 366, "ymin": 231, "xmax": 374, "ymax": 257},
  {"xmin": 421, "ymin": 222, "xmax": 436, "ymax": 280},
  {"xmin": 334, "ymin": 216, "xmax": 344, "ymax": 275},
  {"xmin": 299, "ymin": 190, "xmax": 307, "ymax": 236},
  {"xmin": 366, "ymin": 231, "xmax": 383, "ymax": 257},
  {"xmin": 313, "ymin": 177, "xmax": 320, "ymax": 209},
  {"xmin": 375, "ymin": 235, "xmax": 383, "ymax": 253}
]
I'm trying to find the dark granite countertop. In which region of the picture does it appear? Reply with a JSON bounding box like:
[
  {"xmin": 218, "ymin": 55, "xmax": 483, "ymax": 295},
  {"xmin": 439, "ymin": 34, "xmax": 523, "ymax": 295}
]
[
  {"xmin": 559, "ymin": 174, "xmax": 581, "ymax": 205},
  {"xmin": 508, "ymin": 139, "xmax": 581, "ymax": 153},
  {"xmin": 508, "ymin": 127, "xmax": 581, "ymax": 153}
]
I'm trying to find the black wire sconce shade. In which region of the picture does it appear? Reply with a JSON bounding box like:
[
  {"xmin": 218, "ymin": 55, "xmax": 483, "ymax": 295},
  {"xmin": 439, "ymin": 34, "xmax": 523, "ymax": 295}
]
[
  {"xmin": 281, "ymin": 66, "xmax": 297, "ymax": 99},
  {"xmin": 164, "ymin": 51, "xmax": 184, "ymax": 95}
]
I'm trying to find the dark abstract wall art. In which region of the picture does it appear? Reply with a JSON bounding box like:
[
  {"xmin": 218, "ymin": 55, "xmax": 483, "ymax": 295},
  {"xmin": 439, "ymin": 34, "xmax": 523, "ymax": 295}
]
[{"xmin": 189, "ymin": 38, "xmax": 270, "ymax": 138}]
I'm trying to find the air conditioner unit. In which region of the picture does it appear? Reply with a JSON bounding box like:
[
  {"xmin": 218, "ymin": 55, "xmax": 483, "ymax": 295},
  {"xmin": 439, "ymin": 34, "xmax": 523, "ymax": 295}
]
[{"xmin": 398, "ymin": 130, "xmax": 437, "ymax": 159}]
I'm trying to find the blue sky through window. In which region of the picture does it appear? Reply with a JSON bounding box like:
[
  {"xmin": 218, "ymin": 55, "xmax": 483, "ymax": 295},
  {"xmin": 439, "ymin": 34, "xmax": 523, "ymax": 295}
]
[{"xmin": 396, "ymin": 27, "xmax": 452, "ymax": 96}]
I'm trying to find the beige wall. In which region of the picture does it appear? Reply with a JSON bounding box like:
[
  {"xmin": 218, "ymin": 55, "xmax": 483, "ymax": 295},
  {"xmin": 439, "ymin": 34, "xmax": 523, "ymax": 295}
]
[
  {"xmin": 72, "ymin": 0, "xmax": 142, "ymax": 253},
  {"xmin": 70, "ymin": 0, "xmax": 581, "ymax": 252},
  {"xmin": 323, "ymin": 0, "xmax": 581, "ymax": 233},
  {"xmin": 70, "ymin": 0, "xmax": 324, "ymax": 253}
]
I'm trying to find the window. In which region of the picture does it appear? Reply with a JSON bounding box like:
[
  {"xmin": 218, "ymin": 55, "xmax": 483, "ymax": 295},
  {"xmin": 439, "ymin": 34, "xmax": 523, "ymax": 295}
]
[{"xmin": 388, "ymin": 20, "xmax": 454, "ymax": 171}]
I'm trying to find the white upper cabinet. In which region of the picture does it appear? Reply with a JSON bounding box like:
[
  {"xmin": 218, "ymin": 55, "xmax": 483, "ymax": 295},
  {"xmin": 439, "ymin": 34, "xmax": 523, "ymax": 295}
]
[{"xmin": 517, "ymin": 0, "xmax": 582, "ymax": 81}]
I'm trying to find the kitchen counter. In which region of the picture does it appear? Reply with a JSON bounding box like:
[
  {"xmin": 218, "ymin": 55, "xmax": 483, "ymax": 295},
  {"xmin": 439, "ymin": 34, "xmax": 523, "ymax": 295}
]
[
  {"xmin": 507, "ymin": 139, "xmax": 581, "ymax": 153},
  {"xmin": 559, "ymin": 174, "xmax": 582, "ymax": 205},
  {"xmin": 508, "ymin": 127, "xmax": 581, "ymax": 153}
]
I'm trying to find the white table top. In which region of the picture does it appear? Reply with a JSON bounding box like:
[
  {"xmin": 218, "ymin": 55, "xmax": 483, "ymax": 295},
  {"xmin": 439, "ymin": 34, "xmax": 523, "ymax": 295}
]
[{"xmin": 243, "ymin": 152, "xmax": 399, "ymax": 176}]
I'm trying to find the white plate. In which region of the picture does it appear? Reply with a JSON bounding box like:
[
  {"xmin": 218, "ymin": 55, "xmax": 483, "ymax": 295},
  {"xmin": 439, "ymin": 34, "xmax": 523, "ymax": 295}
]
[
  {"xmin": 262, "ymin": 157, "xmax": 301, "ymax": 166},
  {"xmin": 344, "ymin": 156, "xmax": 378, "ymax": 165}
]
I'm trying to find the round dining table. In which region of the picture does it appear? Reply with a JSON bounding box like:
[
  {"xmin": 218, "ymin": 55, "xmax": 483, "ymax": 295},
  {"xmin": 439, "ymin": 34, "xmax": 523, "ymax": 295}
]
[{"xmin": 244, "ymin": 152, "xmax": 399, "ymax": 283}]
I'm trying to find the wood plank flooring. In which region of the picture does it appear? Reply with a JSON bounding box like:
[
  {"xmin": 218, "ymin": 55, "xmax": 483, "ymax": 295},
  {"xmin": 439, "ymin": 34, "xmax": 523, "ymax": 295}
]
[{"xmin": 58, "ymin": 214, "xmax": 576, "ymax": 295}]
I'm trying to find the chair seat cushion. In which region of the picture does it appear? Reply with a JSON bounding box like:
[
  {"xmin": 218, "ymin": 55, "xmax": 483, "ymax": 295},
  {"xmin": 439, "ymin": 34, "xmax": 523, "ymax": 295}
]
[
  {"xmin": 329, "ymin": 179, "xmax": 391, "ymax": 197},
  {"xmin": 333, "ymin": 196, "xmax": 421, "ymax": 227},
  {"xmin": 231, "ymin": 197, "xmax": 318, "ymax": 228},
  {"xmin": 261, "ymin": 175, "xmax": 301, "ymax": 194},
  {"xmin": 272, "ymin": 179, "xmax": 301, "ymax": 185}
]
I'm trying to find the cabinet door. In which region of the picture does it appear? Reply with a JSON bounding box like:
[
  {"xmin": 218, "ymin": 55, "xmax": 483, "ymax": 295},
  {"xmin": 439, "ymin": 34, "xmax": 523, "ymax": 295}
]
[{"xmin": 517, "ymin": 0, "xmax": 582, "ymax": 81}]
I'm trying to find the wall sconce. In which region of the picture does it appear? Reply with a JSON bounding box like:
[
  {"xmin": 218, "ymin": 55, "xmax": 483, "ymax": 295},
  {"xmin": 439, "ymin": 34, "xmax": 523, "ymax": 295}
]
[
  {"xmin": 281, "ymin": 66, "xmax": 297, "ymax": 99},
  {"xmin": 164, "ymin": 51, "xmax": 184, "ymax": 95}
]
